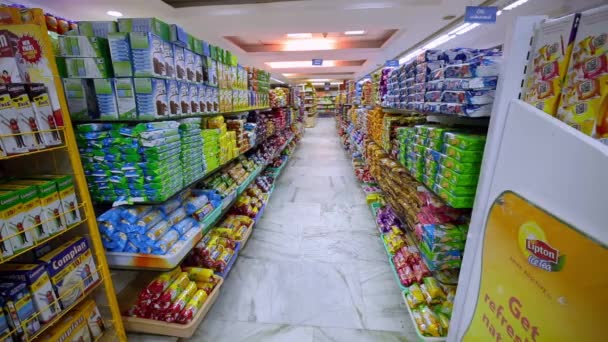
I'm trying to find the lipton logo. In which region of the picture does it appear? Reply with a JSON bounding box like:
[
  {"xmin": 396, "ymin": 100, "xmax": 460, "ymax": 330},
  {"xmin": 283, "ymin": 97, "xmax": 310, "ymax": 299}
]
[
  {"xmin": 526, "ymin": 239, "xmax": 559, "ymax": 264},
  {"xmin": 519, "ymin": 221, "xmax": 566, "ymax": 272}
]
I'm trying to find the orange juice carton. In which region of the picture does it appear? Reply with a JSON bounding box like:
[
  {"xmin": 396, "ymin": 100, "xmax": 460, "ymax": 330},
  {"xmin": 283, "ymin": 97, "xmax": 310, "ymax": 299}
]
[
  {"xmin": 557, "ymin": 5, "xmax": 608, "ymax": 144},
  {"xmin": 524, "ymin": 13, "xmax": 580, "ymax": 115}
]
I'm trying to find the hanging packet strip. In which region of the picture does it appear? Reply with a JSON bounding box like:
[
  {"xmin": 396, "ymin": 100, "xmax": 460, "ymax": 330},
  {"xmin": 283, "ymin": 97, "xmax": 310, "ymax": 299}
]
[
  {"xmin": 443, "ymin": 77, "xmax": 498, "ymax": 90},
  {"xmin": 441, "ymin": 90, "xmax": 495, "ymax": 105}
]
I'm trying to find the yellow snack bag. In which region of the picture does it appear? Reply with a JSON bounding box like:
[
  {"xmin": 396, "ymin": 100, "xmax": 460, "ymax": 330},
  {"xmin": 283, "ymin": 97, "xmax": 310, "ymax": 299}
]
[{"xmin": 183, "ymin": 267, "xmax": 215, "ymax": 282}]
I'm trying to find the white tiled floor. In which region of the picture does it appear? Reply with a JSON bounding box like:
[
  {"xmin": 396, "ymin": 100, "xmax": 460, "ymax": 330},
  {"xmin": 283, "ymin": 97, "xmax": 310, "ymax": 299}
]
[{"xmin": 129, "ymin": 118, "xmax": 416, "ymax": 341}]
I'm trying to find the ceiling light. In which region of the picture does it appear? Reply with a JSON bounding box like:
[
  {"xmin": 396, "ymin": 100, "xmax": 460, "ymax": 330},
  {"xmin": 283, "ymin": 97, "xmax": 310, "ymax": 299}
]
[
  {"xmin": 283, "ymin": 39, "xmax": 336, "ymax": 51},
  {"xmin": 448, "ymin": 23, "xmax": 471, "ymax": 35},
  {"xmin": 503, "ymin": 0, "xmax": 529, "ymax": 11},
  {"xmin": 106, "ymin": 10, "xmax": 123, "ymax": 17},
  {"xmin": 344, "ymin": 30, "xmax": 365, "ymax": 35},
  {"xmin": 423, "ymin": 34, "xmax": 455, "ymax": 49},
  {"xmin": 266, "ymin": 60, "xmax": 336, "ymax": 69},
  {"xmin": 399, "ymin": 48, "xmax": 423, "ymax": 64},
  {"xmin": 270, "ymin": 77, "xmax": 285, "ymax": 84},
  {"xmin": 287, "ymin": 33, "xmax": 313, "ymax": 39},
  {"xmin": 307, "ymin": 79, "xmax": 332, "ymax": 82},
  {"xmin": 497, "ymin": 10, "xmax": 503, "ymax": 16},
  {"xmin": 455, "ymin": 23, "xmax": 480, "ymax": 35}
]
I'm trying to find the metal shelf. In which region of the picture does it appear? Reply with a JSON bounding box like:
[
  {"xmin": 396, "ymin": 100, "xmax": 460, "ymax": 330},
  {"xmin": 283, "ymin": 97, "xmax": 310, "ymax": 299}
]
[{"xmin": 72, "ymin": 108, "xmax": 271, "ymax": 124}]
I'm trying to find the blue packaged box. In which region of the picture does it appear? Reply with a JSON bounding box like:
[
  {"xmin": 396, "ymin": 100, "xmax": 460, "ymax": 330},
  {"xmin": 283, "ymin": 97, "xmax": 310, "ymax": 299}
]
[
  {"xmin": 163, "ymin": 41, "xmax": 175, "ymax": 79},
  {"xmin": 134, "ymin": 78, "xmax": 169, "ymax": 120},
  {"xmin": 0, "ymin": 263, "xmax": 61, "ymax": 323},
  {"xmin": 107, "ymin": 32, "xmax": 133, "ymax": 77},
  {"xmin": 37, "ymin": 237, "xmax": 100, "ymax": 309},
  {"xmin": 0, "ymin": 282, "xmax": 40, "ymax": 339},
  {"xmin": 129, "ymin": 32, "xmax": 165, "ymax": 78},
  {"xmin": 179, "ymin": 81, "xmax": 191, "ymax": 114},
  {"xmin": 0, "ymin": 300, "xmax": 10, "ymax": 342},
  {"xmin": 170, "ymin": 24, "xmax": 188, "ymax": 47},
  {"xmin": 93, "ymin": 78, "xmax": 119, "ymax": 119},
  {"xmin": 167, "ymin": 80, "xmax": 181, "ymax": 117},
  {"xmin": 173, "ymin": 45, "xmax": 186, "ymax": 81}
]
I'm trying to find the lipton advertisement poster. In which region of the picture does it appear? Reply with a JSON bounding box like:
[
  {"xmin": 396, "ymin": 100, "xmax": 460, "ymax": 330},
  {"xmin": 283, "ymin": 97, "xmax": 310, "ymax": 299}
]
[{"xmin": 463, "ymin": 191, "xmax": 607, "ymax": 341}]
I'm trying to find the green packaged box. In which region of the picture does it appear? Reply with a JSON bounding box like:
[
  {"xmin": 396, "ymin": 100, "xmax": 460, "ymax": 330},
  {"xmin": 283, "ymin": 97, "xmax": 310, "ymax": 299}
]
[
  {"xmin": 423, "ymin": 175, "xmax": 435, "ymax": 190},
  {"xmin": 427, "ymin": 126, "xmax": 449, "ymax": 141},
  {"xmin": 433, "ymin": 184, "xmax": 475, "ymax": 209},
  {"xmin": 412, "ymin": 144, "xmax": 426, "ymax": 155},
  {"xmin": 28, "ymin": 175, "xmax": 82, "ymax": 226},
  {"xmin": 78, "ymin": 21, "xmax": 118, "ymax": 38},
  {"xmin": 438, "ymin": 154, "xmax": 481, "ymax": 174},
  {"xmin": 57, "ymin": 35, "xmax": 110, "ymax": 58},
  {"xmin": 425, "ymin": 137, "xmax": 443, "ymax": 151},
  {"xmin": 0, "ymin": 184, "xmax": 41, "ymax": 243},
  {"xmin": 414, "ymin": 124, "xmax": 435, "ymax": 137},
  {"xmin": 0, "ymin": 189, "xmax": 32, "ymax": 255},
  {"xmin": 13, "ymin": 178, "xmax": 69, "ymax": 238},
  {"xmin": 443, "ymin": 144, "xmax": 484, "ymax": 163},
  {"xmin": 435, "ymin": 175, "xmax": 477, "ymax": 196},
  {"xmin": 56, "ymin": 57, "xmax": 113, "ymax": 78},
  {"xmin": 113, "ymin": 78, "xmax": 137, "ymax": 120},
  {"xmin": 443, "ymin": 132, "xmax": 486, "ymax": 151},
  {"xmin": 92, "ymin": 78, "xmax": 119, "ymax": 120},
  {"xmin": 117, "ymin": 17, "xmax": 170, "ymax": 42},
  {"xmin": 437, "ymin": 165, "xmax": 479, "ymax": 186},
  {"xmin": 62, "ymin": 78, "xmax": 97, "ymax": 120}
]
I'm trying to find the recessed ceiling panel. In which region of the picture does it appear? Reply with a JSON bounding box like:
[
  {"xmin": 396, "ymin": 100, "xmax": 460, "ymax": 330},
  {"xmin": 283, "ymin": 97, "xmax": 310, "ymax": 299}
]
[{"xmin": 162, "ymin": 0, "xmax": 304, "ymax": 8}]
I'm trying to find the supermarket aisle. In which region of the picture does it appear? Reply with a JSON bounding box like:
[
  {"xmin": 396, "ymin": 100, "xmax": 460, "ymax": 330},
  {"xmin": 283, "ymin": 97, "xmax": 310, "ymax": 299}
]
[{"xmin": 191, "ymin": 117, "xmax": 418, "ymax": 341}]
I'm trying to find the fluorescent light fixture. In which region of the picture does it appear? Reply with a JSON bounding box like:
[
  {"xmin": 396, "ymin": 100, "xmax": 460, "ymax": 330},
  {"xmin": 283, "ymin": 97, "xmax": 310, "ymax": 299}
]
[
  {"xmin": 448, "ymin": 23, "xmax": 470, "ymax": 35},
  {"xmin": 282, "ymin": 73, "xmax": 296, "ymax": 77},
  {"xmin": 106, "ymin": 10, "xmax": 123, "ymax": 17},
  {"xmin": 455, "ymin": 23, "xmax": 480, "ymax": 35},
  {"xmin": 345, "ymin": 2, "xmax": 395, "ymax": 10},
  {"xmin": 423, "ymin": 34, "xmax": 454, "ymax": 49},
  {"xmin": 503, "ymin": 0, "xmax": 529, "ymax": 11},
  {"xmin": 399, "ymin": 48, "xmax": 423, "ymax": 64},
  {"xmin": 271, "ymin": 77, "xmax": 285, "ymax": 84},
  {"xmin": 311, "ymin": 82, "xmax": 342, "ymax": 85},
  {"xmin": 283, "ymin": 39, "xmax": 336, "ymax": 51},
  {"xmin": 497, "ymin": 10, "xmax": 503, "ymax": 16},
  {"xmin": 345, "ymin": 30, "xmax": 366, "ymax": 35},
  {"xmin": 287, "ymin": 33, "xmax": 312, "ymax": 39},
  {"xmin": 266, "ymin": 60, "xmax": 336, "ymax": 69}
]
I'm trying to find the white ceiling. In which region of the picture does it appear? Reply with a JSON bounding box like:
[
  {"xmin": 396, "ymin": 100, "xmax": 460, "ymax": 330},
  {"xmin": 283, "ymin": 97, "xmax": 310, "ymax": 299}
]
[{"xmin": 13, "ymin": 0, "xmax": 608, "ymax": 84}]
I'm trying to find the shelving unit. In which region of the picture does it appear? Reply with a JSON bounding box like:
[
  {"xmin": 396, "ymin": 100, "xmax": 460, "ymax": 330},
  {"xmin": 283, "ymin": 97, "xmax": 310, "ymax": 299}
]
[
  {"xmin": 302, "ymin": 82, "xmax": 318, "ymax": 128},
  {"xmin": 116, "ymin": 124, "xmax": 303, "ymax": 338},
  {"xmin": 0, "ymin": 17, "xmax": 125, "ymax": 341},
  {"xmin": 105, "ymin": 130, "xmax": 297, "ymax": 270}
]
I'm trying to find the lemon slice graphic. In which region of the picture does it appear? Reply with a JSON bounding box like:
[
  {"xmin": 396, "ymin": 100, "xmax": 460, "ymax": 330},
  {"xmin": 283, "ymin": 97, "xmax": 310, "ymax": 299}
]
[{"xmin": 518, "ymin": 221, "xmax": 547, "ymax": 258}]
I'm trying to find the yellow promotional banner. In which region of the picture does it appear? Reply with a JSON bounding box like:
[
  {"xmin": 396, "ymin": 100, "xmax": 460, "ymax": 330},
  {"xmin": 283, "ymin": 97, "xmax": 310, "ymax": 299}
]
[{"xmin": 463, "ymin": 191, "xmax": 607, "ymax": 342}]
